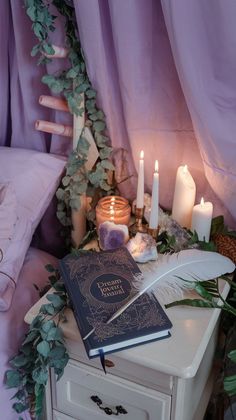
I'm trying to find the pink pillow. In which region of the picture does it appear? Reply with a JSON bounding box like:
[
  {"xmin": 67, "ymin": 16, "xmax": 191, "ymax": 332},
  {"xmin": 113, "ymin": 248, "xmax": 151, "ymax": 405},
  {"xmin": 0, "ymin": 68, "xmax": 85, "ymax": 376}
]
[{"xmin": 0, "ymin": 147, "xmax": 65, "ymax": 311}]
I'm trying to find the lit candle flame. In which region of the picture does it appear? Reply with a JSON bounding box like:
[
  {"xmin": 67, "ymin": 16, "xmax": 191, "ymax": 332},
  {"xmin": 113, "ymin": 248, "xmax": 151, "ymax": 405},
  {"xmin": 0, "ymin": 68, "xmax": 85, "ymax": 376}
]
[
  {"xmin": 155, "ymin": 160, "xmax": 159, "ymax": 173},
  {"xmin": 110, "ymin": 208, "xmax": 115, "ymax": 221},
  {"xmin": 200, "ymin": 197, "xmax": 205, "ymax": 206},
  {"xmin": 183, "ymin": 164, "xmax": 188, "ymax": 174},
  {"xmin": 140, "ymin": 150, "xmax": 144, "ymax": 159},
  {"xmin": 111, "ymin": 196, "xmax": 115, "ymax": 203}
]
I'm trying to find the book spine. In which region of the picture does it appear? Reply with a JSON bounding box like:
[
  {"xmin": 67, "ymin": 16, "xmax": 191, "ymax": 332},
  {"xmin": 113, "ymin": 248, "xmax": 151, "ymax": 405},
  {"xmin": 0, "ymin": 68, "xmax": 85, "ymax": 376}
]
[{"xmin": 59, "ymin": 262, "xmax": 92, "ymax": 356}]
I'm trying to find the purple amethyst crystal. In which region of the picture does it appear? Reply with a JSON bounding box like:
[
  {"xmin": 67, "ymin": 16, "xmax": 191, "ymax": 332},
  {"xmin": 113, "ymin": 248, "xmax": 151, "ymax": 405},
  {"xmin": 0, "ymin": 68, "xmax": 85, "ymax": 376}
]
[{"xmin": 98, "ymin": 221, "xmax": 129, "ymax": 250}]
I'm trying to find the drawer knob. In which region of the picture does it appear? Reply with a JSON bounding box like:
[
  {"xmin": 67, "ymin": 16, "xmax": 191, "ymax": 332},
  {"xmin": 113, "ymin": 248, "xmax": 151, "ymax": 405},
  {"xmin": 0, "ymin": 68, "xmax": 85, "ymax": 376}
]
[{"xmin": 90, "ymin": 395, "xmax": 128, "ymax": 416}]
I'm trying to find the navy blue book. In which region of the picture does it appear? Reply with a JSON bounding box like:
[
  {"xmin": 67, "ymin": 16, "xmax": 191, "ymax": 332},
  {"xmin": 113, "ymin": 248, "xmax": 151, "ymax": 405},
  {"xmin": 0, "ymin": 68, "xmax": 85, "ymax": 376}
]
[{"xmin": 59, "ymin": 247, "xmax": 172, "ymax": 358}]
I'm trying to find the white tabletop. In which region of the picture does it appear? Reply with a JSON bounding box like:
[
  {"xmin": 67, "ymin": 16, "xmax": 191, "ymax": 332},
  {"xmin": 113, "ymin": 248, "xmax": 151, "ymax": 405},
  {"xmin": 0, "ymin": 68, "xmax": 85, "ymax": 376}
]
[{"xmin": 25, "ymin": 280, "xmax": 229, "ymax": 379}]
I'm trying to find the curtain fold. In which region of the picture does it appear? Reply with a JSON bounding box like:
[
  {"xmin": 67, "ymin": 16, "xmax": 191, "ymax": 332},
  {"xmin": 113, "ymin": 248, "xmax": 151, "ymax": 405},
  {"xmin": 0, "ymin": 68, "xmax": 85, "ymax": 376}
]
[
  {"xmin": 75, "ymin": 0, "xmax": 235, "ymax": 226},
  {"xmin": 0, "ymin": 0, "xmax": 235, "ymax": 226},
  {"xmin": 161, "ymin": 0, "xmax": 236, "ymax": 225}
]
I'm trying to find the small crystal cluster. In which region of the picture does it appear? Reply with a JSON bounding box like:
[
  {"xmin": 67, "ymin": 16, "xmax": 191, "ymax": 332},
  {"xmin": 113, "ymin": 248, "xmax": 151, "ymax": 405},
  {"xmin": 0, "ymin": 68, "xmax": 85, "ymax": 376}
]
[{"xmin": 126, "ymin": 232, "xmax": 158, "ymax": 263}]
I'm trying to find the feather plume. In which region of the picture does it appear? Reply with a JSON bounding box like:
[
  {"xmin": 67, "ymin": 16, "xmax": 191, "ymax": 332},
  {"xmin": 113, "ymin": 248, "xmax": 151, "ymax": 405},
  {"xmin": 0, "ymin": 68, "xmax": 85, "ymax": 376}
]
[
  {"xmin": 105, "ymin": 250, "xmax": 235, "ymax": 327},
  {"xmin": 136, "ymin": 249, "xmax": 235, "ymax": 305}
]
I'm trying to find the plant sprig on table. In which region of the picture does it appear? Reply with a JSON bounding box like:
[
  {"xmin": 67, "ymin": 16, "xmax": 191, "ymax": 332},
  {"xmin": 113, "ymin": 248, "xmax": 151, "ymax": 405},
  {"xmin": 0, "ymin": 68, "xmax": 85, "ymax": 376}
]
[{"xmin": 5, "ymin": 266, "xmax": 69, "ymax": 419}]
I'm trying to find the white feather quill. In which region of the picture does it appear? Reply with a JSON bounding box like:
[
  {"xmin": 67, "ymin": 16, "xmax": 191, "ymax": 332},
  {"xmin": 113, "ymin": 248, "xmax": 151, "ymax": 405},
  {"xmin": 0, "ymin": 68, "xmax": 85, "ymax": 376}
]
[
  {"xmin": 137, "ymin": 249, "xmax": 235, "ymax": 304},
  {"xmin": 83, "ymin": 249, "xmax": 235, "ymax": 340}
]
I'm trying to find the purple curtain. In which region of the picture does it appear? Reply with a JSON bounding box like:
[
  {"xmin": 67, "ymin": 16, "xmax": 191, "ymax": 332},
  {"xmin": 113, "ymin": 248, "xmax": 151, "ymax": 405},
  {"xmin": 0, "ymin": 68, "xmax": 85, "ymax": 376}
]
[
  {"xmin": 0, "ymin": 0, "xmax": 72, "ymax": 155},
  {"xmin": 1, "ymin": 0, "xmax": 235, "ymax": 226},
  {"xmin": 74, "ymin": 0, "xmax": 236, "ymax": 227}
]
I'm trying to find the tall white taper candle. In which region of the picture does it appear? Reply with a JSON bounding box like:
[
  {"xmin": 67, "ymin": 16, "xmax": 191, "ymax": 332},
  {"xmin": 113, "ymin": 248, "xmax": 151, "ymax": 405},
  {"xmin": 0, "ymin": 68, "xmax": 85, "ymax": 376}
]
[
  {"xmin": 149, "ymin": 160, "xmax": 159, "ymax": 229},
  {"xmin": 136, "ymin": 150, "xmax": 144, "ymax": 208},
  {"xmin": 172, "ymin": 165, "xmax": 196, "ymax": 228}
]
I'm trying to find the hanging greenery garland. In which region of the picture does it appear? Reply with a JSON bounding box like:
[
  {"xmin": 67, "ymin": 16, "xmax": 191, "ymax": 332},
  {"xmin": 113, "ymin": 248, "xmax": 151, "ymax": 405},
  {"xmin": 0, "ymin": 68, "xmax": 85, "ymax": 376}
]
[{"xmin": 25, "ymin": 0, "xmax": 115, "ymax": 239}]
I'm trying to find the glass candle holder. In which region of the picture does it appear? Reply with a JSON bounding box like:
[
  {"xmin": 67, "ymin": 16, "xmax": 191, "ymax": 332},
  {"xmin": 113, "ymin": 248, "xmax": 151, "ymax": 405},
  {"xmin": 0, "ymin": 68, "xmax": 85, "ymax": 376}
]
[{"xmin": 96, "ymin": 196, "xmax": 131, "ymax": 227}]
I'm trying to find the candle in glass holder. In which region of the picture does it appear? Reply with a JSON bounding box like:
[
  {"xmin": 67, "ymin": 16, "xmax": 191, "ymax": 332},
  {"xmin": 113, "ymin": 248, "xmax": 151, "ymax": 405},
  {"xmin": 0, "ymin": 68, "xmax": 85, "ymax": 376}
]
[
  {"xmin": 96, "ymin": 196, "xmax": 131, "ymax": 227},
  {"xmin": 172, "ymin": 164, "xmax": 196, "ymax": 228},
  {"xmin": 191, "ymin": 197, "xmax": 213, "ymax": 242}
]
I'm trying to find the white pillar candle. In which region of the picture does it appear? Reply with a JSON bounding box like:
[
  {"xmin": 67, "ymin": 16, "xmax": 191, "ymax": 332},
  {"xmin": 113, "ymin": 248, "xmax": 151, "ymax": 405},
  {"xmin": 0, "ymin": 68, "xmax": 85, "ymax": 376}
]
[
  {"xmin": 172, "ymin": 165, "xmax": 196, "ymax": 228},
  {"xmin": 136, "ymin": 150, "xmax": 144, "ymax": 208},
  {"xmin": 191, "ymin": 197, "xmax": 213, "ymax": 242},
  {"xmin": 149, "ymin": 160, "xmax": 159, "ymax": 229}
]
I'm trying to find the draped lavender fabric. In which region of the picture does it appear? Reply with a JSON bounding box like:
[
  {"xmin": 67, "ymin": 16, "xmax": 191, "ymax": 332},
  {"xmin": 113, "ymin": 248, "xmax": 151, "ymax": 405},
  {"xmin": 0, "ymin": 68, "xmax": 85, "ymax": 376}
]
[
  {"xmin": 0, "ymin": 0, "xmax": 72, "ymax": 155},
  {"xmin": 0, "ymin": 0, "xmax": 235, "ymax": 225},
  {"xmin": 161, "ymin": 0, "xmax": 236, "ymax": 225},
  {"xmin": 74, "ymin": 0, "xmax": 236, "ymax": 226}
]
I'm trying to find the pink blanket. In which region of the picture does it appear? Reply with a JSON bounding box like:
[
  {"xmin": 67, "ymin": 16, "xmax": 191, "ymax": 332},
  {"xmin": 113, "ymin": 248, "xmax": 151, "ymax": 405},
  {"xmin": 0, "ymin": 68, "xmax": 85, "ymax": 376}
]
[{"xmin": 0, "ymin": 247, "xmax": 58, "ymax": 420}]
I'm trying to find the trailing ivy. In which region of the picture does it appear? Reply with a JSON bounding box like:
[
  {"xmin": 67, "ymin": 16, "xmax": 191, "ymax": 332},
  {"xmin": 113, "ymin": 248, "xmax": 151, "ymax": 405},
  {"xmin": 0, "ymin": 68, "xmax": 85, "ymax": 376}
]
[
  {"xmin": 25, "ymin": 0, "xmax": 115, "ymax": 241},
  {"xmin": 5, "ymin": 266, "xmax": 69, "ymax": 419}
]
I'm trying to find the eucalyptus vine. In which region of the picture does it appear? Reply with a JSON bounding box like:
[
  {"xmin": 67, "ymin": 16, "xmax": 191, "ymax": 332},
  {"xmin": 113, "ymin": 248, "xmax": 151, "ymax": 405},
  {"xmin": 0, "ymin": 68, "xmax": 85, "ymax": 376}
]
[
  {"xmin": 25, "ymin": 0, "xmax": 115, "ymax": 238},
  {"xmin": 5, "ymin": 266, "xmax": 69, "ymax": 419}
]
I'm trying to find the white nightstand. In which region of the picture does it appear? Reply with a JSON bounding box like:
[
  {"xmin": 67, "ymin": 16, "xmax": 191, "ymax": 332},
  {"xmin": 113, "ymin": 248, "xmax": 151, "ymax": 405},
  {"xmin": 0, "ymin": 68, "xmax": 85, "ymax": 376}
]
[{"xmin": 25, "ymin": 281, "xmax": 229, "ymax": 420}]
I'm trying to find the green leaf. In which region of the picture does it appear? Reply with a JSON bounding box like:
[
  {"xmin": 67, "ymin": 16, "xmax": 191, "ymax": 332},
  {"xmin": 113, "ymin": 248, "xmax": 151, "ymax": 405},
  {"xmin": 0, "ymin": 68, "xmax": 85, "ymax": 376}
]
[
  {"xmin": 50, "ymin": 355, "xmax": 69, "ymax": 370},
  {"xmin": 12, "ymin": 402, "xmax": 28, "ymax": 414},
  {"xmin": 99, "ymin": 146, "xmax": 112, "ymax": 159},
  {"xmin": 165, "ymin": 299, "xmax": 218, "ymax": 310},
  {"xmin": 43, "ymin": 43, "xmax": 55, "ymax": 55},
  {"xmin": 5, "ymin": 370, "xmax": 22, "ymax": 388},
  {"xmin": 194, "ymin": 284, "xmax": 215, "ymax": 302},
  {"xmin": 228, "ymin": 350, "xmax": 236, "ymax": 364},
  {"xmin": 31, "ymin": 44, "xmax": 40, "ymax": 57},
  {"xmin": 41, "ymin": 74, "xmax": 55, "ymax": 85},
  {"xmin": 224, "ymin": 374, "xmax": 236, "ymax": 396},
  {"xmin": 32, "ymin": 367, "xmax": 48, "ymax": 385},
  {"xmin": 77, "ymin": 136, "xmax": 90, "ymax": 155},
  {"xmin": 95, "ymin": 133, "xmax": 109, "ymax": 148},
  {"xmin": 66, "ymin": 66, "xmax": 80, "ymax": 79},
  {"xmin": 86, "ymin": 89, "xmax": 96, "ymax": 98},
  {"xmin": 69, "ymin": 197, "xmax": 82, "ymax": 210},
  {"xmin": 99, "ymin": 180, "xmax": 111, "ymax": 191},
  {"xmin": 86, "ymin": 99, "xmax": 96, "ymax": 110},
  {"xmin": 26, "ymin": 6, "xmax": 36, "ymax": 21},
  {"xmin": 45, "ymin": 264, "xmax": 56, "ymax": 273},
  {"xmin": 47, "ymin": 294, "xmax": 64, "ymax": 308},
  {"xmin": 22, "ymin": 330, "xmax": 38, "ymax": 345},
  {"xmin": 75, "ymin": 82, "xmax": 90, "ymax": 94},
  {"xmin": 56, "ymin": 188, "xmax": 65, "ymax": 200},
  {"xmin": 72, "ymin": 182, "xmax": 88, "ymax": 194},
  {"xmin": 49, "ymin": 346, "xmax": 66, "ymax": 359},
  {"xmin": 46, "ymin": 327, "xmax": 63, "ymax": 341},
  {"xmin": 101, "ymin": 160, "xmax": 115, "ymax": 170},
  {"xmin": 93, "ymin": 120, "xmax": 105, "ymax": 132},
  {"xmin": 10, "ymin": 389, "xmax": 25, "ymax": 401},
  {"xmin": 40, "ymin": 303, "xmax": 56, "ymax": 315},
  {"xmin": 10, "ymin": 354, "xmax": 29, "ymax": 368},
  {"xmin": 37, "ymin": 340, "xmax": 50, "ymax": 357},
  {"xmin": 41, "ymin": 320, "xmax": 56, "ymax": 334},
  {"xmin": 32, "ymin": 22, "xmax": 45, "ymax": 41}
]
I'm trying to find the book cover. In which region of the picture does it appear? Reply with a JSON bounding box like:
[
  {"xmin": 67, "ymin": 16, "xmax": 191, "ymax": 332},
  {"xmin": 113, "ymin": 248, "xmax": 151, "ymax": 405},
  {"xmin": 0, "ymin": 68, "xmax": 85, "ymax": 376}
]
[{"xmin": 59, "ymin": 247, "xmax": 172, "ymax": 358}]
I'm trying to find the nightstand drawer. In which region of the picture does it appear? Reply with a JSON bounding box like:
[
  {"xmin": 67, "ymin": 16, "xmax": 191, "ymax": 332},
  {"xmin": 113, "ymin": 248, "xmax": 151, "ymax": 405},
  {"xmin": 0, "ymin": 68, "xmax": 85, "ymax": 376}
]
[
  {"xmin": 53, "ymin": 410, "xmax": 76, "ymax": 420},
  {"xmin": 52, "ymin": 360, "xmax": 171, "ymax": 420}
]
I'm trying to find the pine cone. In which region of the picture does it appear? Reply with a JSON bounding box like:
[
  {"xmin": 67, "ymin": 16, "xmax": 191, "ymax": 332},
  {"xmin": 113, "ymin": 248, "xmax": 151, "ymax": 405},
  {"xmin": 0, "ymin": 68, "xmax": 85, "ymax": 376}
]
[{"xmin": 213, "ymin": 234, "xmax": 236, "ymax": 264}]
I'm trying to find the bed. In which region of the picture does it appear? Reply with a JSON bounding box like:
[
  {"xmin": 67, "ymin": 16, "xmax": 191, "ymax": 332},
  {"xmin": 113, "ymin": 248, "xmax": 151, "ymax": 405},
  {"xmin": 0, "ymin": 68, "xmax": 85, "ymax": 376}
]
[{"xmin": 0, "ymin": 147, "xmax": 65, "ymax": 420}]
